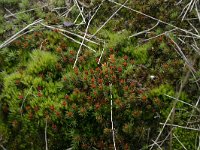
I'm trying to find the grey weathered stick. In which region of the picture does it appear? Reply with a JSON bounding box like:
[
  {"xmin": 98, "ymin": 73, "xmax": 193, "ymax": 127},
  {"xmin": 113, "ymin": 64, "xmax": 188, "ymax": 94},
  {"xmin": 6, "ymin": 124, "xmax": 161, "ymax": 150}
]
[
  {"xmin": 73, "ymin": 0, "xmax": 86, "ymax": 23},
  {"xmin": 40, "ymin": 23, "xmax": 99, "ymax": 46},
  {"xmin": 0, "ymin": 145, "xmax": 6, "ymax": 150},
  {"xmin": 110, "ymin": 83, "xmax": 117, "ymax": 150},
  {"xmin": 45, "ymin": 119, "xmax": 48, "ymax": 150},
  {"xmin": 129, "ymin": 21, "xmax": 160, "ymax": 38},
  {"xmin": 149, "ymin": 106, "xmax": 175, "ymax": 150},
  {"xmin": 165, "ymin": 94, "xmax": 200, "ymax": 112},
  {"xmin": 160, "ymin": 123, "xmax": 200, "ymax": 131},
  {"xmin": 98, "ymin": 42, "xmax": 105, "ymax": 64},
  {"xmin": 0, "ymin": 19, "xmax": 43, "ymax": 49},
  {"xmin": 173, "ymin": 133, "xmax": 188, "ymax": 150},
  {"xmin": 60, "ymin": 32, "xmax": 96, "ymax": 52}
]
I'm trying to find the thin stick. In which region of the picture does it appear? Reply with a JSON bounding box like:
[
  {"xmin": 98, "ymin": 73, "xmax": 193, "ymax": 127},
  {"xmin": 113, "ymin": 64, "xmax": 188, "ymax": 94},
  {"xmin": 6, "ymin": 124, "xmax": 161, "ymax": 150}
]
[
  {"xmin": 4, "ymin": 5, "xmax": 47, "ymax": 18},
  {"xmin": 73, "ymin": 0, "xmax": 86, "ymax": 23},
  {"xmin": 110, "ymin": 83, "xmax": 117, "ymax": 150},
  {"xmin": 45, "ymin": 119, "xmax": 48, "ymax": 150},
  {"xmin": 4, "ymin": 8, "xmax": 16, "ymax": 18},
  {"xmin": 167, "ymin": 35, "xmax": 195, "ymax": 73},
  {"xmin": 73, "ymin": 0, "xmax": 104, "ymax": 68},
  {"xmin": 98, "ymin": 42, "xmax": 105, "ymax": 64},
  {"xmin": 90, "ymin": 0, "xmax": 129, "ymax": 38},
  {"xmin": 186, "ymin": 96, "xmax": 200, "ymax": 126},
  {"xmin": 2, "ymin": 28, "xmax": 34, "ymax": 49},
  {"xmin": 52, "ymin": 6, "xmax": 68, "ymax": 10},
  {"xmin": 164, "ymin": 94, "xmax": 200, "ymax": 112},
  {"xmin": 60, "ymin": 32, "xmax": 96, "ymax": 52},
  {"xmin": 40, "ymin": 23, "xmax": 99, "ymax": 46},
  {"xmin": 152, "ymin": 140, "xmax": 163, "ymax": 150},
  {"xmin": 160, "ymin": 123, "xmax": 200, "ymax": 131},
  {"xmin": 62, "ymin": 5, "xmax": 75, "ymax": 17},
  {"xmin": 187, "ymin": 20, "xmax": 199, "ymax": 34},
  {"xmin": 179, "ymin": 0, "xmax": 195, "ymax": 21},
  {"xmin": 159, "ymin": 128, "xmax": 174, "ymax": 147},
  {"xmin": 149, "ymin": 106, "xmax": 176, "ymax": 150},
  {"xmin": 195, "ymin": 0, "xmax": 200, "ymax": 22},
  {"xmin": 198, "ymin": 135, "xmax": 200, "ymax": 150},
  {"xmin": 0, "ymin": 19, "xmax": 43, "ymax": 49},
  {"xmin": 129, "ymin": 21, "xmax": 159, "ymax": 38},
  {"xmin": 173, "ymin": 133, "xmax": 188, "ymax": 150},
  {"xmin": 0, "ymin": 145, "xmax": 6, "ymax": 150},
  {"xmin": 142, "ymin": 28, "xmax": 177, "ymax": 42},
  {"xmin": 5, "ymin": 8, "xmax": 35, "ymax": 18}
]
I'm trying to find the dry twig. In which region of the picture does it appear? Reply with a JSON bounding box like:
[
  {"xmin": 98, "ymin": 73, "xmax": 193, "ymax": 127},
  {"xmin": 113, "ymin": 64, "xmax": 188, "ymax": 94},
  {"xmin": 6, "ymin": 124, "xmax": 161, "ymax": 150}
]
[
  {"xmin": 0, "ymin": 19, "xmax": 43, "ymax": 49},
  {"xmin": 109, "ymin": 83, "xmax": 116, "ymax": 150},
  {"xmin": 45, "ymin": 119, "xmax": 48, "ymax": 150},
  {"xmin": 73, "ymin": 0, "xmax": 105, "ymax": 68}
]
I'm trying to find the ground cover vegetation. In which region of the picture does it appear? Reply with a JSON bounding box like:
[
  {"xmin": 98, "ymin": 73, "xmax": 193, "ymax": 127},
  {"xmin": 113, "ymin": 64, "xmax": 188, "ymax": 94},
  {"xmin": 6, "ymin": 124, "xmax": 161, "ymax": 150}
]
[{"xmin": 0, "ymin": 0, "xmax": 200, "ymax": 149}]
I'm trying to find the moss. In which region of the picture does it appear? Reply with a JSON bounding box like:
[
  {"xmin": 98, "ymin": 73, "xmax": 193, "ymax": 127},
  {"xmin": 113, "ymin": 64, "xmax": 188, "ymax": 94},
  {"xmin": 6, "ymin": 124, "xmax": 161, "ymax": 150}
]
[
  {"xmin": 131, "ymin": 42, "xmax": 152, "ymax": 64},
  {"xmin": 0, "ymin": 0, "xmax": 199, "ymax": 149},
  {"xmin": 27, "ymin": 50, "xmax": 58, "ymax": 75},
  {"xmin": 173, "ymin": 129, "xmax": 198, "ymax": 150},
  {"xmin": 0, "ymin": 122, "xmax": 10, "ymax": 146},
  {"xmin": 98, "ymin": 30, "xmax": 130, "ymax": 50}
]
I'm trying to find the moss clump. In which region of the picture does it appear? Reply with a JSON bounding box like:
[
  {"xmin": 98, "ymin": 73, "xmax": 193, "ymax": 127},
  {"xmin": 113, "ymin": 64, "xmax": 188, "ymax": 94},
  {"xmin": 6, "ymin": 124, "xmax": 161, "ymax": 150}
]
[{"xmin": 27, "ymin": 50, "xmax": 58, "ymax": 74}]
